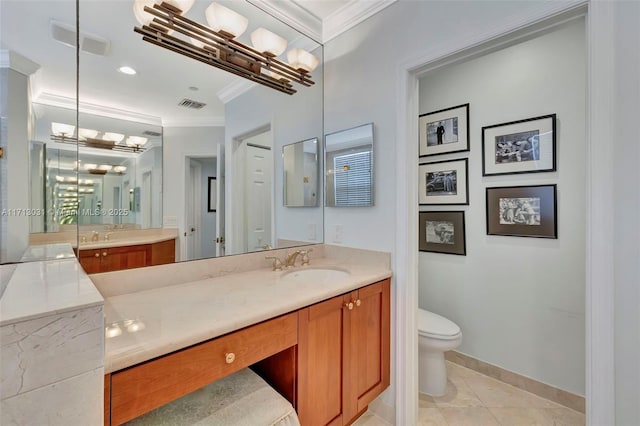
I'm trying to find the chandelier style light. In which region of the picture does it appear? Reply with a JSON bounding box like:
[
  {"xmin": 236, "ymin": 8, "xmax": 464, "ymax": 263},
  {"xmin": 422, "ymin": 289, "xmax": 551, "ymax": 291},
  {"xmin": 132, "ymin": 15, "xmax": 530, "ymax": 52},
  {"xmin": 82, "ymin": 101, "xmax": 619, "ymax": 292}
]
[
  {"xmin": 51, "ymin": 122, "xmax": 149, "ymax": 153},
  {"xmin": 133, "ymin": 1, "xmax": 318, "ymax": 95}
]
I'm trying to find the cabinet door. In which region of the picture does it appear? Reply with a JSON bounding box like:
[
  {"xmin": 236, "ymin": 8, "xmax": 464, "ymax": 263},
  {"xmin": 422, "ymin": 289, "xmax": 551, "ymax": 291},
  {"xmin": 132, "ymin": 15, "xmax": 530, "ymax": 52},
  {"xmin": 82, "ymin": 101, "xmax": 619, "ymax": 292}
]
[
  {"xmin": 101, "ymin": 244, "xmax": 150, "ymax": 272},
  {"xmin": 78, "ymin": 249, "xmax": 102, "ymax": 274},
  {"xmin": 343, "ymin": 279, "xmax": 391, "ymax": 423},
  {"xmin": 297, "ymin": 295, "xmax": 345, "ymax": 426}
]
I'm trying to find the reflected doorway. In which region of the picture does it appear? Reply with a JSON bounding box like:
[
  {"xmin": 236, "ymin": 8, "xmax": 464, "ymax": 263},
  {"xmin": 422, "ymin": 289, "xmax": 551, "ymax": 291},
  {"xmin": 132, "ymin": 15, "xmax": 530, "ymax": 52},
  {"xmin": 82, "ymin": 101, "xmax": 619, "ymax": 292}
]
[{"xmin": 185, "ymin": 156, "xmax": 217, "ymax": 261}]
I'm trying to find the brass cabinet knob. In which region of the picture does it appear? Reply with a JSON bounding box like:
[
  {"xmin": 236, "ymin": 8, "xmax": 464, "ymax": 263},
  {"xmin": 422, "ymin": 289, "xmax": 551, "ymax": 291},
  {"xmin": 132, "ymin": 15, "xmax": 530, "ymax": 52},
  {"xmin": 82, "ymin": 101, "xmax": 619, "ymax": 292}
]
[
  {"xmin": 355, "ymin": 299, "xmax": 361, "ymax": 307},
  {"xmin": 102, "ymin": 252, "xmax": 108, "ymax": 257},
  {"xmin": 225, "ymin": 352, "xmax": 235, "ymax": 364},
  {"xmin": 345, "ymin": 302, "xmax": 354, "ymax": 310},
  {"xmin": 94, "ymin": 253, "xmax": 100, "ymax": 258}
]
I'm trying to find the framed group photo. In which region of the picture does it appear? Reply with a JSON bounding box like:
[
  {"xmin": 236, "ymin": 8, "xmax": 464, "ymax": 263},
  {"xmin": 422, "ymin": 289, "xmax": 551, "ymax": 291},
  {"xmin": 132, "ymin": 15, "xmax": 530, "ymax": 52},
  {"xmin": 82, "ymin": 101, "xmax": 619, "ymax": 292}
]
[
  {"xmin": 486, "ymin": 184, "xmax": 557, "ymax": 238},
  {"xmin": 419, "ymin": 158, "xmax": 469, "ymax": 205},
  {"xmin": 419, "ymin": 211, "xmax": 466, "ymax": 255},
  {"xmin": 482, "ymin": 114, "xmax": 556, "ymax": 176},
  {"xmin": 419, "ymin": 103, "xmax": 470, "ymax": 157}
]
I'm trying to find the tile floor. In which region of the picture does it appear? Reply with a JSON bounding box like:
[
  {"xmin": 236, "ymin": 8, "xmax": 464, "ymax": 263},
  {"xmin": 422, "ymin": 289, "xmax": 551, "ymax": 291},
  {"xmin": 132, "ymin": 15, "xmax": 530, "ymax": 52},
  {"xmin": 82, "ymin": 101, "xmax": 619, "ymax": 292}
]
[{"xmin": 353, "ymin": 361, "xmax": 585, "ymax": 426}]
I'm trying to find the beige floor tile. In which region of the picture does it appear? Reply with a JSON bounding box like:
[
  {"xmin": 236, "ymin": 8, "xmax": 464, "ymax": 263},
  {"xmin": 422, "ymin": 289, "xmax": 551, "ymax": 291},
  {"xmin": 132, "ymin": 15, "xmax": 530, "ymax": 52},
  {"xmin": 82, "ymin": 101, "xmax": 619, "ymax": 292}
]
[
  {"xmin": 439, "ymin": 407, "xmax": 501, "ymax": 426},
  {"xmin": 538, "ymin": 408, "xmax": 586, "ymax": 426},
  {"xmin": 433, "ymin": 377, "xmax": 485, "ymax": 408},
  {"xmin": 419, "ymin": 392, "xmax": 438, "ymax": 408},
  {"xmin": 351, "ymin": 412, "xmax": 392, "ymax": 426},
  {"xmin": 446, "ymin": 361, "xmax": 486, "ymax": 380},
  {"xmin": 418, "ymin": 407, "xmax": 448, "ymax": 426},
  {"xmin": 464, "ymin": 375, "xmax": 562, "ymax": 409},
  {"xmin": 489, "ymin": 407, "xmax": 554, "ymax": 425}
]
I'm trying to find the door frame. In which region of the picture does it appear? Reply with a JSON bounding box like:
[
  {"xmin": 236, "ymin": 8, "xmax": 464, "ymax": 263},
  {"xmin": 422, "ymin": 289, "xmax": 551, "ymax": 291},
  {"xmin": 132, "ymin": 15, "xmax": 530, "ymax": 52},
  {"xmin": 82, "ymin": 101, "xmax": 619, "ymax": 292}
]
[{"xmin": 394, "ymin": 2, "xmax": 613, "ymax": 425}]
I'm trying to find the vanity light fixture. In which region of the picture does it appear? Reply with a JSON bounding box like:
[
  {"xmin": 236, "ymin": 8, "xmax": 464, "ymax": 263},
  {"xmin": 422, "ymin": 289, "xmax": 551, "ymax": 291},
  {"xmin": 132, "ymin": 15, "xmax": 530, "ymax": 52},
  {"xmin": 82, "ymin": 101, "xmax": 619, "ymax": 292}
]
[
  {"xmin": 51, "ymin": 122, "xmax": 75, "ymax": 137},
  {"xmin": 125, "ymin": 136, "xmax": 148, "ymax": 148},
  {"xmin": 113, "ymin": 166, "xmax": 128, "ymax": 174},
  {"xmin": 103, "ymin": 132, "xmax": 125, "ymax": 143},
  {"xmin": 78, "ymin": 128, "xmax": 99, "ymax": 140},
  {"xmin": 133, "ymin": 2, "xmax": 318, "ymax": 95}
]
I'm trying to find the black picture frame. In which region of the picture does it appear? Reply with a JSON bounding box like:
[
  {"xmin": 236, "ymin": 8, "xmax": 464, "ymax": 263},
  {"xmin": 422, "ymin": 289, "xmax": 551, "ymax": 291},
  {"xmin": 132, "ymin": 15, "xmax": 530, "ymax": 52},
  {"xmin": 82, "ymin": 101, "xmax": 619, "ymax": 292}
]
[
  {"xmin": 486, "ymin": 184, "xmax": 557, "ymax": 238},
  {"xmin": 482, "ymin": 114, "xmax": 556, "ymax": 176},
  {"xmin": 207, "ymin": 177, "xmax": 217, "ymax": 212},
  {"xmin": 418, "ymin": 158, "xmax": 469, "ymax": 205},
  {"xmin": 419, "ymin": 211, "xmax": 466, "ymax": 255},
  {"xmin": 419, "ymin": 103, "xmax": 470, "ymax": 157}
]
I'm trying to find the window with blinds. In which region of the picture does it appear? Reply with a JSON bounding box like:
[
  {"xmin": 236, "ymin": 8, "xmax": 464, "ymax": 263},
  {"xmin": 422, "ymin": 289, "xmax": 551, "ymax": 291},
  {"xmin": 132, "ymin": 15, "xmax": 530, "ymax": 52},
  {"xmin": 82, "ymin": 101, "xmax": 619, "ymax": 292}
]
[{"xmin": 333, "ymin": 151, "xmax": 372, "ymax": 206}]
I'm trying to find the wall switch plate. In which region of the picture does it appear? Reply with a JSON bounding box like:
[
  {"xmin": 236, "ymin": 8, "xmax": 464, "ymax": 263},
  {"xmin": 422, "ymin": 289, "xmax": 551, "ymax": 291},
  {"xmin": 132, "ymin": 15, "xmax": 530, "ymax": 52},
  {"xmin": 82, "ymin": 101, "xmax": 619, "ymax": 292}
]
[
  {"xmin": 308, "ymin": 223, "xmax": 316, "ymax": 240},
  {"xmin": 334, "ymin": 224, "xmax": 343, "ymax": 243}
]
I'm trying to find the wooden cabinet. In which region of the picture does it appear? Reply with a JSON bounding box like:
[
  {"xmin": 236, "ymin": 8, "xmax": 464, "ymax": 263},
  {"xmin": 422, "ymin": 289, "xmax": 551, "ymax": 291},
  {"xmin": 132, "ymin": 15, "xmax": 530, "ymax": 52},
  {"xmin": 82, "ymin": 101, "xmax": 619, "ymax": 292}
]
[
  {"xmin": 77, "ymin": 239, "xmax": 175, "ymax": 273},
  {"xmin": 297, "ymin": 278, "xmax": 391, "ymax": 426}
]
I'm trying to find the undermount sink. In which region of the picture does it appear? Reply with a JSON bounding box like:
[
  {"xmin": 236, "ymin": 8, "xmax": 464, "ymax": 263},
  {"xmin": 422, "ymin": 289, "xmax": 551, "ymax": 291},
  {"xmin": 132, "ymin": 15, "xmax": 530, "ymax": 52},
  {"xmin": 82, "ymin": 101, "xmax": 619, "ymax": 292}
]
[{"xmin": 280, "ymin": 268, "xmax": 350, "ymax": 283}]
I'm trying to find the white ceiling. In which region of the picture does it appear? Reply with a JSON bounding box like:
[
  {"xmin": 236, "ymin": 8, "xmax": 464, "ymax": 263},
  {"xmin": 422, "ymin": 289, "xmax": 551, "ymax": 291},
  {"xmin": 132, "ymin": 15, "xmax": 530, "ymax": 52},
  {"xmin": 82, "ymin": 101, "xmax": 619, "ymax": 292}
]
[{"xmin": 1, "ymin": 1, "xmax": 393, "ymax": 131}]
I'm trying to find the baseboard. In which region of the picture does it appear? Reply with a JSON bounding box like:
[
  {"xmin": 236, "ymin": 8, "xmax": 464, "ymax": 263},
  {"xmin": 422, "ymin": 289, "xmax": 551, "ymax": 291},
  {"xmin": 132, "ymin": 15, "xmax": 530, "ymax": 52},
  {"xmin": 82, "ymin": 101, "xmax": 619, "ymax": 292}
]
[
  {"xmin": 368, "ymin": 394, "xmax": 395, "ymax": 424},
  {"xmin": 445, "ymin": 351, "xmax": 585, "ymax": 413}
]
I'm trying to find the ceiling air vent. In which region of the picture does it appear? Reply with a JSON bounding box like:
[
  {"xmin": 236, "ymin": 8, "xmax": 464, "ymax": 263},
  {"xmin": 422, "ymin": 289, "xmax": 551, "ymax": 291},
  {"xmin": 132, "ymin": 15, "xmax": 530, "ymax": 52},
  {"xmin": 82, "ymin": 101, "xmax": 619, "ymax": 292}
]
[
  {"xmin": 178, "ymin": 99, "xmax": 206, "ymax": 109},
  {"xmin": 50, "ymin": 20, "xmax": 111, "ymax": 56},
  {"xmin": 142, "ymin": 130, "xmax": 162, "ymax": 137}
]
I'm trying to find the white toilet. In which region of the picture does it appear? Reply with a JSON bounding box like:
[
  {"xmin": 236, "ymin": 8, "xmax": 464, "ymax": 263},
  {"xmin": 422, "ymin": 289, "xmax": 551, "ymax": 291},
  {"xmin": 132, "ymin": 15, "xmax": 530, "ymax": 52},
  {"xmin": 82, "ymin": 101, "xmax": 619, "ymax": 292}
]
[{"xmin": 418, "ymin": 308, "xmax": 462, "ymax": 396}]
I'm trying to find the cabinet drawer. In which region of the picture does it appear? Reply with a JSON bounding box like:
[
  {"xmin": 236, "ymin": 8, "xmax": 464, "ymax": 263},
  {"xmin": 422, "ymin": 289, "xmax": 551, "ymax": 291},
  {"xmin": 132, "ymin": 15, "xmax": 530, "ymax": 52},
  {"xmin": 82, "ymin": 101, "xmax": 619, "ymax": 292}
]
[{"xmin": 109, "ymin": 312, "xmax": 298, "ymax": 425}]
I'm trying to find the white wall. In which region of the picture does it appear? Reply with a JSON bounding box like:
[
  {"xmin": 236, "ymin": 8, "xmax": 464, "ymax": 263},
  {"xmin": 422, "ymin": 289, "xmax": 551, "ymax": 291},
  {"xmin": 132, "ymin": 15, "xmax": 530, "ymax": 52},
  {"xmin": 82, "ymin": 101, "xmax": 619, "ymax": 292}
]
[
  {"xmin": 418, "ymin": 20, "xmax": 585, "ymax": 395},
  {"xmin": 135, "ymin": 145, "xmax": 162, "ymax": 228},
  {"xmin": 162, "ymin": 126, "xmax": 224, "ymax": 261},
  {"xmin": 613, "ymin": 2, "xmax": 640, "ymax": 424}
]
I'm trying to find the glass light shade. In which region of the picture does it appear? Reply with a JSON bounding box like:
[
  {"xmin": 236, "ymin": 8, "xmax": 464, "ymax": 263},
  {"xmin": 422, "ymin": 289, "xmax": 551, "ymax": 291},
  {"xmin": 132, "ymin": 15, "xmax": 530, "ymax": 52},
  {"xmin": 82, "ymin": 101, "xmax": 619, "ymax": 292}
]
[
  {"xmin": 251, "ymin": 28, "xmax": 287, "ymax": 57},
  {"xmin": 51, "ymin": 122, "xmax": 75, "ymax": 136},
  {"xmin": 103, "ymin": 132, "xmax": 125, "ymax": 143},
  {"xmin": 267, "ymin": 69, "xmax": 289, "ymax": 82},
  {"xmin": 163, "ymin": 0, "xmax": 195, "ymax": 13},
  {"xmin": 55, "ymin": 176, "xmax": 65, "ymax": 182},
  {"xmin": 126, "ymin": 136, "xmax": 148, "ymax": 146},
  {"xmin": 98, "ymin": 165, "xmax": 113, "ymax": 171},
  {"xmin": 78, "ymin": 128, "xmax": 98, "ymax": 140},
  {"xmin": 205, "ymin": 3, "xmax": 248, "ymax": 38},
  {"xmin": 83, "ymin": 163, "xmax": 97, "ymax": 170},
  {"xmin": 287, "ymin": 48, "xmax": 319, "ymax": 73},
  {"xmin": 113, "ymin": 166, "xmax": 128, "ymax": 173}
]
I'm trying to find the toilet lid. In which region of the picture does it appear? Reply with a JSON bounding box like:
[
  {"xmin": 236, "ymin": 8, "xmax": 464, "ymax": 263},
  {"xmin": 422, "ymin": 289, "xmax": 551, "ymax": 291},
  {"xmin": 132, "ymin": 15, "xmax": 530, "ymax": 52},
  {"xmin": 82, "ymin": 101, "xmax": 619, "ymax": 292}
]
[{"xmin": 418, "ymin": 309, "xmax": 461, "ymax": 337}]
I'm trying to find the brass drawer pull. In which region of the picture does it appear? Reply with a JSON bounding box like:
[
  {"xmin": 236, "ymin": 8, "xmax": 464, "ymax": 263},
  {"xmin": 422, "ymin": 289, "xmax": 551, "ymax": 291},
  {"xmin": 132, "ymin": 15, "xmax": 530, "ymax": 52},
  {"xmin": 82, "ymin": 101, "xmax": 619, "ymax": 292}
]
[
  {"xmin": 345, "ymin": 302, "xmax": 354, "ymax": 311},
  {"xmin": 225, "ymin": 352, "xmax": 235, "ymax": 364},
  {"xmin": 94, "ymin": 253, "xmax": 100, "ymax": 258},
  {"xmin": 355, "ymin": 299, "xmax": 361, "ymax": 307}
]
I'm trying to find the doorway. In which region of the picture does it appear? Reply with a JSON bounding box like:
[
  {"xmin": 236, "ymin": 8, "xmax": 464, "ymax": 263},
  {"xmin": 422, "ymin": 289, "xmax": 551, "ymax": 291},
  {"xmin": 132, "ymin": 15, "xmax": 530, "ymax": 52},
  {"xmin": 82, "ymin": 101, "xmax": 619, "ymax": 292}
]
[{"xmin": 184, "ymin": 156, "xmax": 218, "ymax": 261}]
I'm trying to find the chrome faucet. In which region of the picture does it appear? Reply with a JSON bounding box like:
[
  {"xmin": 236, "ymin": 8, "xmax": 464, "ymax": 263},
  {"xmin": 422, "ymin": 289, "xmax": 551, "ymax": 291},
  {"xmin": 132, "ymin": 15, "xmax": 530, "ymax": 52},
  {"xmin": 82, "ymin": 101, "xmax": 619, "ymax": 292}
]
[
  {"xmin": 285, "ymin": 251, "xmax": 303, "ymax": 267},
  {"xmin": 91, "ymin": 231, "xmax": 99, "ymax": 242},
  {"xmin": 104, "ymin": 232, "xmax": 115, "ymax": 242}
]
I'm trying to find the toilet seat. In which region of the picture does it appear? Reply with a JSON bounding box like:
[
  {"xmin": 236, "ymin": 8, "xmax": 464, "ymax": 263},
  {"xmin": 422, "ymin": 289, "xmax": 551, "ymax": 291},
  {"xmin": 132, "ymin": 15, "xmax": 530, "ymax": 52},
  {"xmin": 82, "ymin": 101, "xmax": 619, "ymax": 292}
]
[{"xmin": 418, "ymin": 309, "xmax": 461, "ymax": 340}]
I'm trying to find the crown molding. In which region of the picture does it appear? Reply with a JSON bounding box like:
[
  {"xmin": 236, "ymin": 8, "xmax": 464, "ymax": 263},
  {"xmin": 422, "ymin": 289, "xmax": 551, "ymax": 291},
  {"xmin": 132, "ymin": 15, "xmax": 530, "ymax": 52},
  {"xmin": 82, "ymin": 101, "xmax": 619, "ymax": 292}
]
[
  {"xmin": 247, "ymin": 0, "xmax": 322, "ymax": 43},
  {"xmin": 162, "ymin": 116, "xmax": 225, "ymax": 128},
  {"xmin": 33, "ymin": 92, "xmax": 163, "ymax": 126},
  {"xmin": 0, "ymin": 49, "xmax": 40, "ymax": 76},
  {"xmin": 217, "ymin": 78, "xmax": 257, "ymax": 104},
  {"xmin": 322, "ymin": 0, "xmax": 397, "ymax": 42}
]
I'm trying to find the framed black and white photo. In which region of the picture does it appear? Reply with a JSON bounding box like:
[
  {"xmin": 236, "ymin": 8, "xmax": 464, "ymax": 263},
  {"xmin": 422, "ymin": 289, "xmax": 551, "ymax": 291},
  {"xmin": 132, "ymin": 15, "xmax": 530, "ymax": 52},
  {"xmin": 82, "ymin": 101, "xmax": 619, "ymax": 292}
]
[
  {"xmin": 486, "ymin": 184, "xmax": 557, "ymax": 238},
  {"xmin": 207, "ymin": 177, "xmax": 217, "ymax": 212},
  {"xmin": 419, "ymin": 211, "xmax": 466, "ymax": 255},
  {"xmin": 419, "ymin": 158, "xmax": 469, "ymax": 205},
  {"xmin": 482, "ymin": 114, "xmax": 556, "ymax": 176},
  {"xmin": 419, "ymin": 103, "xmax": 470, "ymax": 157}
]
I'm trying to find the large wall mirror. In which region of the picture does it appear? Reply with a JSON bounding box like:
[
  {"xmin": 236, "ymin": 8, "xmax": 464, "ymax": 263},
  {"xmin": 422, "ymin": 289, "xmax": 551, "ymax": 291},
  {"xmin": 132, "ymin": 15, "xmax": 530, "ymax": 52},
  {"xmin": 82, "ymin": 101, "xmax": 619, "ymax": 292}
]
[
  {"xmin": 325, "ymin": 123, "xmax": 374, "ymax": 207},
  {"xmin": 283, "ymin": 138, "xmax": 319, "ymax": 208},
  {"xmin": 0, "ymin": 0, "xmax": 323, "ymax": 265}
]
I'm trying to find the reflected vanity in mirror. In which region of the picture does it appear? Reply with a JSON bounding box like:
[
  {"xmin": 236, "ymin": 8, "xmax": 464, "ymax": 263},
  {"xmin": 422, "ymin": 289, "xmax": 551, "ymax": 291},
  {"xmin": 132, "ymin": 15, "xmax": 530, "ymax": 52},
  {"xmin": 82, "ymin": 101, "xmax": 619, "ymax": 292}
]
[
  {"xmin": 325, "ymin": 123, "xmax": 374, "ymax": 207},
  {"xmin": 283, "ymin": 138, "xmax": 318, "ymax": 207},
  {"xmin": 0, "ymin": 0, "xmax": 324, "ymax": 268}
]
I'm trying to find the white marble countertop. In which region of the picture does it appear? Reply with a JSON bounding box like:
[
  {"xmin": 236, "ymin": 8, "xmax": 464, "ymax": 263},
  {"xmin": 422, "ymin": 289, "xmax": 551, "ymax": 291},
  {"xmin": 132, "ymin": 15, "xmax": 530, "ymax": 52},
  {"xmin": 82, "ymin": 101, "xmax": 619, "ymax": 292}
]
[
  {"xmin": 103, "ymin": 257, "xmax": 391, "ymax": 373},
  {"xmin": 77, "ymin": 234, "xmax": 176, "ymax": 250},
  {"xmin": 20, "ymin": 243, "xmax": 76, "ymax": 262},
  {"xmin": 0, "ymin": 259, "xmax": 104, "ymax": 326}
]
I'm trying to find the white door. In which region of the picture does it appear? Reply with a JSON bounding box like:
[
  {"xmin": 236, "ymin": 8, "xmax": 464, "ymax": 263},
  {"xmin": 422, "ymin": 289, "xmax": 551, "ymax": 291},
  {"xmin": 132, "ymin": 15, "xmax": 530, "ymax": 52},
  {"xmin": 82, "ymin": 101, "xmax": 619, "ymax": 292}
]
[
  {"xmin": 245, "ymin": 143, "xmax": 272, "ymax": 252},
  {"xmin": 215, "ymin": 144, "xmax": 225, "ymax": 257},
  {"xmin": 185, "ymin": 160, "xmax": 202, "ymax": 261}
]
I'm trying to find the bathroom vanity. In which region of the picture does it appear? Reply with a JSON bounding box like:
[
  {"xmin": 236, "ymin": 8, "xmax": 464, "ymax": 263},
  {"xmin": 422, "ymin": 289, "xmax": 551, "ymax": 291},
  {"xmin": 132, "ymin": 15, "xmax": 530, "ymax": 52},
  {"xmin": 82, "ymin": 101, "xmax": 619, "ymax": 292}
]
[{"xmin": 96, "ymin": 245, "xmax": 391, "ymax": 425}]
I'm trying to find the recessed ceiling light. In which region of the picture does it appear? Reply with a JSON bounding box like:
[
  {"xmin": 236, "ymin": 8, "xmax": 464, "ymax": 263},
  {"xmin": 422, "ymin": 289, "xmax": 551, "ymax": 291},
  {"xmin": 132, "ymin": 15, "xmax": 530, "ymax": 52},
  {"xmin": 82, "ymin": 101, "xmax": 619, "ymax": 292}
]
[{"xmin": 118, "ymin": 66, "xmax": 137, "ymax": 75}]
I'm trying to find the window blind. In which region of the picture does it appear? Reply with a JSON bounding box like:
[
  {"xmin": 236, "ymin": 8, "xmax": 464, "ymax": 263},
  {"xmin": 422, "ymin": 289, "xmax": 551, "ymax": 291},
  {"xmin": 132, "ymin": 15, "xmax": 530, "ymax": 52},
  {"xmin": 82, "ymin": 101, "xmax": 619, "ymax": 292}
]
[{"xmin": 333, "ymin": 151, "xmax": 372, "ymax": 206}]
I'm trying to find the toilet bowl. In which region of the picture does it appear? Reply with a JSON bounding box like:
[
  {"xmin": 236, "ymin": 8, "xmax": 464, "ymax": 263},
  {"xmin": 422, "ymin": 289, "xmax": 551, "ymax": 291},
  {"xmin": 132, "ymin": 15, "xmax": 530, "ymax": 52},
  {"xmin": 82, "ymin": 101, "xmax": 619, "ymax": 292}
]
[{"xmin": 418, "ymin": 308, "xmax": 462, "ymax": 396}]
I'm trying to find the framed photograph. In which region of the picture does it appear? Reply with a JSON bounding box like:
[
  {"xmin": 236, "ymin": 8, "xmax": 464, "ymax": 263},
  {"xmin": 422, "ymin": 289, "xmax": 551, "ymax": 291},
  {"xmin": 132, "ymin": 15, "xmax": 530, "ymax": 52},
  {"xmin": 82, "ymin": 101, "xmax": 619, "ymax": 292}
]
[
  {"xmin": 419, "ymin": 158, "xmax": 469, "ymax": 205},
  {"xmin": 419, "ymin": 211, "xmax": 466, "ymax": 255},
  {"xmin": 486, "ymin": 184, "xmax": 557, "ymax": 238},
  {"xmin": 482, "ymin": 114, "xmax": 556, "ymax": 176},
  {"xmin": 207, "ymin": 177, "xmax": 217, "ymax": 212},
  {"xmin": 419, "ymin": 103, "xmax": 470, "ymax": 157}
]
